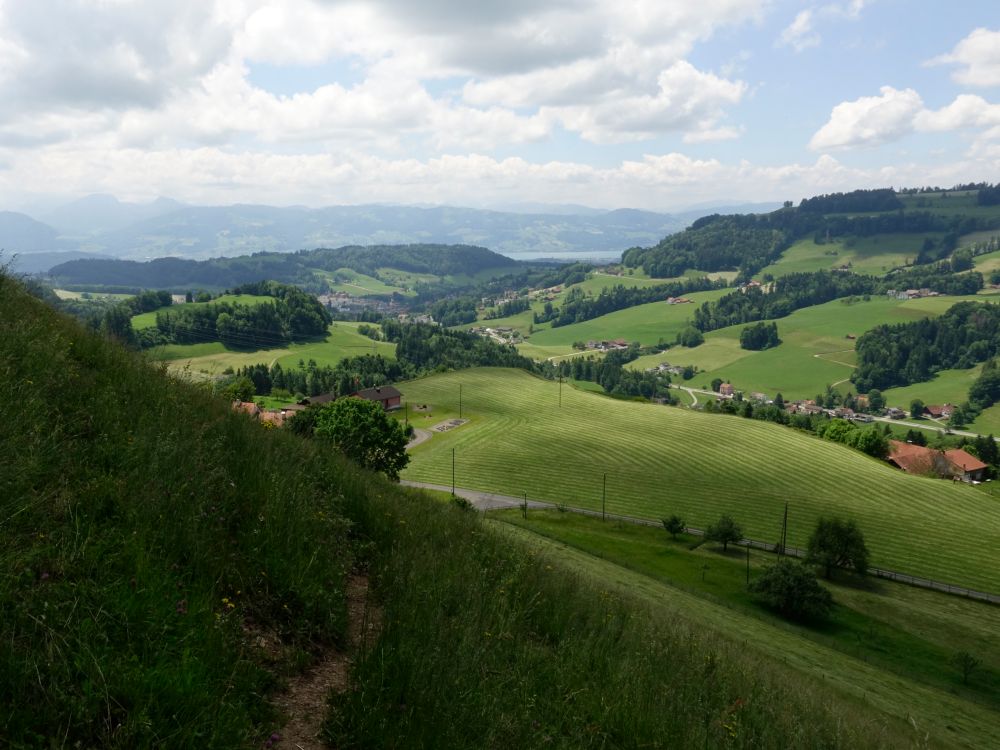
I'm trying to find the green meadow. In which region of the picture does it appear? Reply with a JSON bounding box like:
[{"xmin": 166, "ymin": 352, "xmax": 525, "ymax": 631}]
[
  {"xmin": 319, "ymin": 267, "xmax": 412, "ymax": 296},
  {"xmin": 401, "ymin": 367, "xmax": 1000, "ymax": 592},
  {"xmin": 757, "ymin": 235, "xmax": 924, "ymax": 278},
  {"xmin": 150, "ymin": 321, "xmax": 395, "ymax": 375},
  {"xmin": 515, "ymin": 288, "xmax": 730, "ymax": 359},
  {"xmin": 627, "ymin": 293, "xmax": 997, "ymax": 400},
  {"xmin": 130, "ymin": 293, "xmax": 274, "ymax": 330},
  {"xmin": 492, "ymin": 512, "xmax": 1000, "ymax": 749}
]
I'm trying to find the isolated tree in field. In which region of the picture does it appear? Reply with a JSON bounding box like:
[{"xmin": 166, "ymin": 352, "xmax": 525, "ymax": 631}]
[
  {"xmin": 314, "ymin": 397, "xmax": 410, "ymax": 481},
  {"xmin": 910, "ymin": 399, "xmax": 925, "ymax": 419},
  {"xmin": 867, "ymin": 389, "xmax": 885, "ymax": 411},
  {"xmin": 662, "ymin": 515, "xmax": 685, "ymax": 539},
  {"xmin": 748, "ymin": 560, "xmax": 832, "ymax": 622},
  {"xmin": 676, "ymin": 326, "xmax": 704, "ymax": 348},
  {"xmin": 805, "ymin": 517, "xmax": 869, "ymax": 579},
  {"xmin": 705, "ymin": 514, "xmax": 742, "ymax": 552},
  {"xmin": 952, "ymin": 650, "xmax": 981, "ymax": 685}
]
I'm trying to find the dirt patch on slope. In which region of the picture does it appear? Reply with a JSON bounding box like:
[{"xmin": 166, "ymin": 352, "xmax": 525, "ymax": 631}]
[{"xmin": 273, "ymin": 574, "xmax": 381, "ymax": 749}]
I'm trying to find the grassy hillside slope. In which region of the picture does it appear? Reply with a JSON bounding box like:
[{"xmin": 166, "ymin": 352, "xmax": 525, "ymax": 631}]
[
  {"xmin": 401, "ymin": 368, "xmax": 1000, "ymax": 592},
  {"xmin": 0, "ymin": 273, "xmax": 940, "ymax": 748},
  {"xmin": 1, "ymin": 274, "xmax": 361, "ymax": 747}
]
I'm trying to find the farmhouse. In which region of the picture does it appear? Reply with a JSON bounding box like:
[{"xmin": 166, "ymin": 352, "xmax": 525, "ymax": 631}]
[
  {"xmin": 718, "ymin": 383, "xmax": 734, "ymax": 397},
  {"xmin": 924, "ymin": 403, "xmax": 954, "ymax": 419},
  {"xmin": 887, "ymin": 440, "xmax": 988, "ymax": 482},
  {"xmin": 666, "ymin": 296, "xmax": 692, "ymax": 304},
  {"xmin": 352, "ymin": 385, "xmax": 403, "ymax": 411}
]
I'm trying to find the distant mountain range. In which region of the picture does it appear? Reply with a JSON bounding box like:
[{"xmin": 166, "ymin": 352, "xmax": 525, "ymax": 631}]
[{"xmin": 1, "ymin": 195, "xmax": 781, "ymax": 272}]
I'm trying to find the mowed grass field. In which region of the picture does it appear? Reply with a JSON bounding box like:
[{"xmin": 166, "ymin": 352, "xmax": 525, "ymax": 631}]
[
  {"xmin": 401, "ymin": 367, "xmax": 1000, "ymax": 592},
  {"xmin": 131, "ymin": 294, "xmax": 273, "ymax": 329},
  {"xmin": 150, "ymin": 321, "xmax": 395, "ymax": 375},
  {"xmin": 627, "ymin": 293, "xmax": 998, "ymax": 400}
]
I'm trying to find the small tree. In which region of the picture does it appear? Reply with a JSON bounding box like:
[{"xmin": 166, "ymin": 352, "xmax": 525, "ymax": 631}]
[
  {"xmin": 314, "ymin": 397, "xmax": 410, "ymax": 481},
  {"xmin": 805, "ymin": 517, "xmax": 869, "ymax": 579},
  {"xmin": 748, "ymin": 560, "xmax": 832, "ymax": 621},
  {"xmin": 773, "ymin": 392, "xmax": 785, "ymax": 409},
  {"xmin": 867, "ymin": 389, "xmax": 885, "ymax": 412},
  {"xmin": 662, "ymin": 515, "xmax": 686, "ymax": 539},
  {"xmin": 952, "ymin": 650, "xmax": 981, "ymax": 685},
  {"xmin": 705, "ymin": 514, "xmax": 743, "ymax": 552},
  {"xmin": 710, "ymin": 378, "xmax": 723, "ymax": 393},
  {"xmin": 910, "ymin": 399, "xmax": 925, "ymax": 420}
]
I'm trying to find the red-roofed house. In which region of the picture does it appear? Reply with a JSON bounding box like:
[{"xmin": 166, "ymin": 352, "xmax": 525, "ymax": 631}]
[
  {"xmin": 944, "ymin": 449, "xmax": 989, "ymax": 482},
  {"xmin": 232, "ymin": 400, "xmax": 261, "ymax": 418},
  {"xmin": 887, "ymin": 440, "xmax": 988, "ymax": 482},
  {"xmin": 924, "ymin": 404, "xmax": 954, "ymax": 419},
  {"xmin": 718, "ymin": 383, "xmax": 734, "ymax": 397},
  {"xmin": 352, "ymin": 385, "xmax": 403, "ymax": 411}
]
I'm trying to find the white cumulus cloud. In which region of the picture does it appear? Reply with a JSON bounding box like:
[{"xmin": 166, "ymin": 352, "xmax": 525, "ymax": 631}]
[
  {"xmin": 927, "ymin": 28, "xmax": 1000, "ymax": 88},
  {"xmin": 809, "ymin": 86, "xmax": 924, "ymax": 150}
]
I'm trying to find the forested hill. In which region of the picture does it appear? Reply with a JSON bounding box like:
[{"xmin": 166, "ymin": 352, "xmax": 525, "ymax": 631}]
[
  {"xmin": 47, "ymin": 243, "xmax": 517, "ymax": 291},
  {"xmin": 623, "ymin": 186, "xmax": 1000, "ymax": 279}
]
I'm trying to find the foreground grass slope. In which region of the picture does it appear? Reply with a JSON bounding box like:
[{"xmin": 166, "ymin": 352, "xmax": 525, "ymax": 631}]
[
  {"xmin": 1, "ymin": 275, "xmax": 358, "ymax": 747},
  {"xmin": 0, "ymin": 274, "xmax": 946, "ymax": 748},
  {"xmin": 402, "ymin": 368, "xmax": 1000, "ymax": 592}
]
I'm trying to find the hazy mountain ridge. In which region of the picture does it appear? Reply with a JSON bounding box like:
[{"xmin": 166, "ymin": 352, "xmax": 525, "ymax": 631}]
[{"xmin": 2, "ymin": 197, "xmax": 782, "ymax": 268}]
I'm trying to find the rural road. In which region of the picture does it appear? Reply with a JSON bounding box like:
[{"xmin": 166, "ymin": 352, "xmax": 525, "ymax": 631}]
[
  {"xmin": 405, "ymin": 428, "xmax": 433, "ymax": 449},
  {"xmin": 400, "ymin": 481, "xmax": 552, "ymax": 511}
]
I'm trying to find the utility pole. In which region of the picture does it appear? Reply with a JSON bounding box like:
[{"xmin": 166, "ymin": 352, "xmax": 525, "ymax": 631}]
[
  {"xmin": 459, "ymin": 384, "xmax": 463, "ymax": 420},
  {"xmin": 451, "ymin": 448, "xmax": 456, "ymax": 496},
  {"xmin": 779, "ymin": 502, "xmax": 789, "ymax": 558},
  {"xmin": 602, "ymin": 472, "xmax": 607, "ymax": 521},
  {"xmin": 405, "ymin": 401, "xmax": 409, "ymax": 427},
  {"xmin": 522, "ymin": 491, "xmax": 527, "ymax": 520},
  {"xmin": 559, "ymin": 374, "xmax": 562, "ymax": 408},
  {"xmin": 746, "ymin": 542, "xmax": 751, "ymax": 584}
]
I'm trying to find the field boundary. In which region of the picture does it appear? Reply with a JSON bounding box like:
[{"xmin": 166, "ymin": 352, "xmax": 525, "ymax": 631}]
[{"xmin": 402, "ymin": 480, "xmax": 1000, "ymax": 605}]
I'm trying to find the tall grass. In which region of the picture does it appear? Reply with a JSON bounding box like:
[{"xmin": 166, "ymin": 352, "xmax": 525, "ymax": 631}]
[
  {"xmin": 328, "ymin": 494, "xmax": 912, "ymax": 749},
  {"xmin": 1, "ymin": 274, "xmax": 357, "ymax": 747}
]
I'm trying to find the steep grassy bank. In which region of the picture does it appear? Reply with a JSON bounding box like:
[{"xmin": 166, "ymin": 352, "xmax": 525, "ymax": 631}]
[
  {"xmin": 1, "ymin": 274, "xmax": 360, "ymax": 747},
  {"xmin": 328, "ymin": 492, "xmax": 914, "ymax": 748}
]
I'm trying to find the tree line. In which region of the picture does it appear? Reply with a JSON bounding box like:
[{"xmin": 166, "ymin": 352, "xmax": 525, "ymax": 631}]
[
  {"xmin": 621, "ymin": 188, "xmax": 999, "ymax": 279},
  {"xmin": 852, "ymin": 301, "xmax": 1000, "ymax": 392},
  {"xmin": 137, "ymin": 282, "xmax": 330, "ymax": 349}
]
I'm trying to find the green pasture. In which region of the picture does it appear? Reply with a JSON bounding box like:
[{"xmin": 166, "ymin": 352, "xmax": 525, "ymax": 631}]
[
  {"xmin": 131, "ymin": 294, "xmax": 273, "ymax": 330},
  {"xmin": 899, "ymin": 190, "xmax": 1000, "ymax": 220},
  {"xmin": 882, "ymin": 365, "xmax": 983, "ymax": 412},
  {"xmin": 154, "ymin": 322, "xmax": 395, "ymax": 375},
  {"xmin": 973, "ymin": 248, "xmax": 1000, "ymax": 276},
  {"xmin": 401, "ymin": 367, "xmax": 1000, "ymax": 592},
  {"xmin": 515, "ymin": 288, "xmax": 729, "ymax": 359},
  {"xmin": 495, "ymin": 513, "xmax": 1000, "ymax": 749},
  {"xmin": 628, "ymin": 293, "xmax": 995, "ymax": 400},
  {"xmin": 759, "ymin": 235, "xmax": 932, "ymax": 280},
  {"xmin": 319, "ymin": 268, "xmax": 409, "ymax": 296}
]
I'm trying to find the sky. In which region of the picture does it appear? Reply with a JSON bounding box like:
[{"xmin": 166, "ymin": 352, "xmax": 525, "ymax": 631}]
[{"xmin": 0, "ymin": 0, "xmax": 998, "ymax": 213}]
